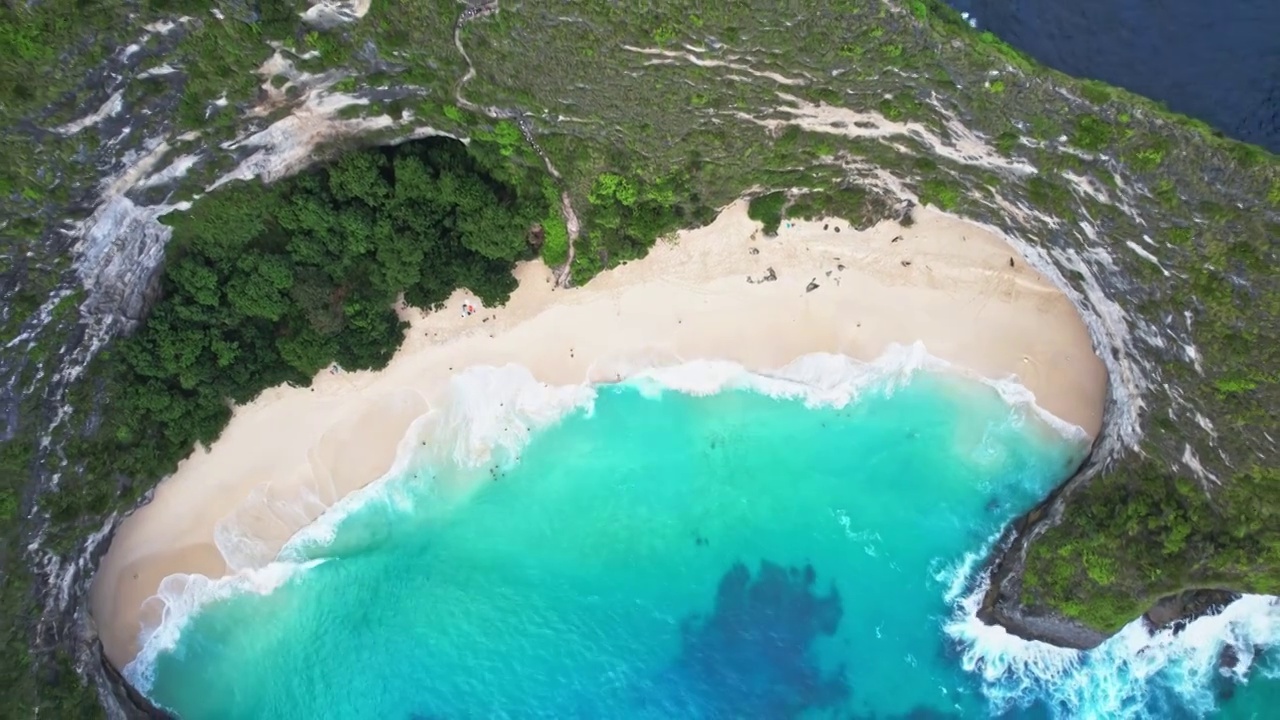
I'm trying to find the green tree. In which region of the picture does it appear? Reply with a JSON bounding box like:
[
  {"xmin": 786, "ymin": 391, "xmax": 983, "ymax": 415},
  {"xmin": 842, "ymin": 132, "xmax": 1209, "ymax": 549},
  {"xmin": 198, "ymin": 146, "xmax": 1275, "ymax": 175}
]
[
  {"xmin": 69, "ymin": 137, "xmax": 553, "ymax": 538},
  {"xmin": 227, "ymin": 254, "xmax": 294, "ymax": 321},
  {"xmin": 327, "ymin": 151, "xmax": 390, "ymax": 208},
  {"xmin": 168, "ymin": 257, "xmax": 221, "ymax": 307},
  {"xmin": 277, "ymin": 328, "xmax": 338, "ymax": 377}
]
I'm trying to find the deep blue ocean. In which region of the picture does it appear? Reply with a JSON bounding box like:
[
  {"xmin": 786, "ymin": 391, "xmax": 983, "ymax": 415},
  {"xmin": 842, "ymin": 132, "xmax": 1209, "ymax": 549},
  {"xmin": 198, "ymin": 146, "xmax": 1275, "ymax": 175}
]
[
  {"xmin": 126, "ymin": 359, "xmax": 1280, "ymax": 718},
  {"xmin": 945, "ymin": 0, "xmax": 1280, "ymax": 152}
]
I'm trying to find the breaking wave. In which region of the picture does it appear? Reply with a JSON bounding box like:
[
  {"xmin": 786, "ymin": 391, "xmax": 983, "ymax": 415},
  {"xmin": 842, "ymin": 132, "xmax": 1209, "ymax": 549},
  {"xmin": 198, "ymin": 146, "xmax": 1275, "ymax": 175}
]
[
  {"xmin": 124, "ymin": 559, "xmax": 325, "ymax": 694},
  {"xmin": 942, "ymin": 553, "xmax": 1280, "ymax": 718}
]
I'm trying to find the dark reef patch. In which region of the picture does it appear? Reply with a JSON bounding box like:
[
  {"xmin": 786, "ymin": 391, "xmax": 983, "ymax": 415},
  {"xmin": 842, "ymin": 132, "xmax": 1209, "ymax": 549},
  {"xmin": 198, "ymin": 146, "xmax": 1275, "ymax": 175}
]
[{"xmin": 645, "ymin": 560, "xmax": 849, "ymax": 718}]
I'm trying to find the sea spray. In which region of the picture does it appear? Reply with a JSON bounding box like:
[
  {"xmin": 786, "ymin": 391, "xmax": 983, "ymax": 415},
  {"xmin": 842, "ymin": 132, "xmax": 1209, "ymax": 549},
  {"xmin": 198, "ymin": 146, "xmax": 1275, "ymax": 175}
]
[
  {"xmin": 124, "ymin": 559, "xmax": 325, "ymax": 695},
  {"xmin": 944, "ymin": 559, "xmax": 1280, "ymax": 718}
]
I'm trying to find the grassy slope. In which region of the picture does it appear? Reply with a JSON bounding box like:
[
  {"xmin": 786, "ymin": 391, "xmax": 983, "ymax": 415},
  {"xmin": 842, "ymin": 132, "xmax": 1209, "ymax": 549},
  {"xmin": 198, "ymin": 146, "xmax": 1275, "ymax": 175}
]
[{"xmin": 0, "ymin": 0, "xmax": 1277, "ymax": 712}]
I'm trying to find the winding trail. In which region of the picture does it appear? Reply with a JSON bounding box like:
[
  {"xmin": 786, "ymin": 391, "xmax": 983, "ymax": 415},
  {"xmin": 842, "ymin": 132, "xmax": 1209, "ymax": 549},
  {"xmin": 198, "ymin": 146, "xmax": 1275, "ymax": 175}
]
[{"xmin": 453, "ymin": 2, "xmax": 580, "ymax": 285}]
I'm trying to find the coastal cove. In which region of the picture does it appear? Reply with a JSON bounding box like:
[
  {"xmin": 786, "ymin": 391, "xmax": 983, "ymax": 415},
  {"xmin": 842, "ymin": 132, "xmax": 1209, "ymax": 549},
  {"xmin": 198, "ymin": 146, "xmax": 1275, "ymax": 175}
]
[
  {"xmin": 94, "ymin": 199, "xmax": 1105, "ymax": 667},
  {"xmin": 1, "ymin": 1, "xmax": 1278, "ymax": 717},
  {"xmin": 88, "ymin": 197, "xmax": 1280, "ymax": 718}
]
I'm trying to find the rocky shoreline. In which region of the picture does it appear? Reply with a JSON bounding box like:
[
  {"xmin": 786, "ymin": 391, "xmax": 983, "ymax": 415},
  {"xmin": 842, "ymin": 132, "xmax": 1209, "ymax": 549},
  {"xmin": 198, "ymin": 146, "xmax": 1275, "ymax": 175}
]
[
  {"xmin": 71, "ymin": 513, "xmax": 172, "ymax": 720},
  {"xmin": 978, "ymin": 439, "xmax": 1248, "ymax": 652},
  {"xmin": 977, "ymin": 443, "xmax": 1113, "ymax": 650}
]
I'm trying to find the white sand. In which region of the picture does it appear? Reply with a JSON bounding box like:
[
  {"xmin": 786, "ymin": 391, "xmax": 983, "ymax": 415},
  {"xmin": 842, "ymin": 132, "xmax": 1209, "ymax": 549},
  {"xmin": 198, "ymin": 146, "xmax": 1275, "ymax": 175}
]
[{"xmin": 92, "ymin": 201, "xmax": 1106, "ymax": 668}]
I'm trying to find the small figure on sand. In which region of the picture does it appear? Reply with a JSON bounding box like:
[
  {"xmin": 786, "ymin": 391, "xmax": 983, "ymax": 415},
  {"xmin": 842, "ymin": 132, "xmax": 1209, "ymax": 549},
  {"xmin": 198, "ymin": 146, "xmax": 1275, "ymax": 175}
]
[{"xmin": 460, "ymin": 301, "xmax": 478, "ymax": 317}]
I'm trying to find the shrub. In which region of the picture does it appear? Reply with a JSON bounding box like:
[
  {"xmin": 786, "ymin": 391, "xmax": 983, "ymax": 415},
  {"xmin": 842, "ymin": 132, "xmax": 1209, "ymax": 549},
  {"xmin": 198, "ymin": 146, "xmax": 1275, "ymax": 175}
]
[
  {"xmin": 1070, "ymin": 114, "xmax": 1114, "ymax": 152},
  {"xmin": 747, "ymin": 192, "xmax": 786, "ymax": 235},
  {"xmin": 918, "ymin": 178, "xmax": 959, "ymax": 211}
]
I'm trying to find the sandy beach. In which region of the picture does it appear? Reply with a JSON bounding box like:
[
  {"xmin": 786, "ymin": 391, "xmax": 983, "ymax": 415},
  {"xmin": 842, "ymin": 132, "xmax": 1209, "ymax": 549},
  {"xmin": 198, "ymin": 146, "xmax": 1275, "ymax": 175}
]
[{"xmin": 92, "ymin": 200, "xmax": 1107, "ymax": 669}]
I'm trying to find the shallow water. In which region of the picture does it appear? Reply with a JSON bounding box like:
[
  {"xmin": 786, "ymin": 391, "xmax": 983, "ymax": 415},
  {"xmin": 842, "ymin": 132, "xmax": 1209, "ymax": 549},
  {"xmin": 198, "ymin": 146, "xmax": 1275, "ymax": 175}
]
[
  {"xmin": 946, "ymin": 0, "xmax": 1280, "ymax": 152},
  {"xmin": 131, "ymin": 362, "xmax": 1280, "ymax": 719}
]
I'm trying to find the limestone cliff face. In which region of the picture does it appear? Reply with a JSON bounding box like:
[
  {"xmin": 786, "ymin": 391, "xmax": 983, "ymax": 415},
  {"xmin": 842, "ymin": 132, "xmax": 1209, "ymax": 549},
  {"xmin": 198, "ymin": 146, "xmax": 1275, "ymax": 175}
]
[
  {"xmin": 0, "ymin": 9, "xmax": 424, "ymax": 717},
  {"xmin": 1, "ymin": 2, "xmax": 1274, "ymax": 716}
]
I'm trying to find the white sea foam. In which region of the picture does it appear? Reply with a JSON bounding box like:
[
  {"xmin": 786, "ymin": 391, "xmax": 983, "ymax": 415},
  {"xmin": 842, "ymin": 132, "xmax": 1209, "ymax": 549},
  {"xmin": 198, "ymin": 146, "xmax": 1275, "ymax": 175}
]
[
  {"xmin": 273, "ymin": 344, "xmax": 1020, "ymax": 564},
  {"xmin": 211, "ymin": 343, "xmax": 1085, "ymax": 576},
  {"xmin": 214, "ymin": 478, "xmax": 334, "ymax": 572},
  {"xmin": 123, "ymin": 558, "xmax": 324, "ymax": 694},
  {"xmin": 127, "ymin": 345, "xmax": 1089, "ymax": 696},
  {"xmin": 630, "ymin": 344, "xmax": 932, "ymax": 407},
  {"xmin": 277, "ymin": 363, "xmax": 599, "ymax": 556},
  {"xmin": 942, "ymin": 556, "xmax": 1280, "ymax": 718},
  {"xmin": 931, "ymin": 531, "xmax": 1004, "ymax": 606},
  {"xmin": 627, "ymin": 342, "xmax": 1086, "ymax": 444}
]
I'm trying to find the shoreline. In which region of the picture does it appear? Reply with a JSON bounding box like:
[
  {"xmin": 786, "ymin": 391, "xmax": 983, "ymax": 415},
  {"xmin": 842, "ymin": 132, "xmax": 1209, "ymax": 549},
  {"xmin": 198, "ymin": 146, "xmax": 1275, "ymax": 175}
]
[{"xmin": 91, "ymin": 200, "xmax": 1107, "ymax": 670}]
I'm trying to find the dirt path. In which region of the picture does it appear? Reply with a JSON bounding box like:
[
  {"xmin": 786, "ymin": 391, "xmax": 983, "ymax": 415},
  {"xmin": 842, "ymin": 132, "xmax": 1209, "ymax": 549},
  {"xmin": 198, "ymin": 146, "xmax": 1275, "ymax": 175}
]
[{"xmin": 453, "ymin": 3, "xmax": 579, "ymax": 284}]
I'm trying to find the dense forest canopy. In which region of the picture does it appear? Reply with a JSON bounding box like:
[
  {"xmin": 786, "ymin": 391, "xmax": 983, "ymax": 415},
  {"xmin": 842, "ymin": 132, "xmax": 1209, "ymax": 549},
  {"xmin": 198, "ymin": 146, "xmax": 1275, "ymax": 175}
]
[{"xmin": 47, "ymin": 138, "xmax": 549, "ymax": 524}]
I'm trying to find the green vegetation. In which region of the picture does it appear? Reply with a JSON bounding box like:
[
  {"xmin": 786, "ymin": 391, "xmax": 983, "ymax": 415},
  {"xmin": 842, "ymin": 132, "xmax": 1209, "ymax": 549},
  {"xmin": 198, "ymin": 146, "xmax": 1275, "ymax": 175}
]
[
  {"xmin": 174, "ymin": 8, "xmax": 295, "ymax": 129},
  {"xmin": 1070, "ymin": 114, "xmax": 1115, "ymax": 152},
  {"xmin": 1023, "ymin": 463, "xmax": 1280, "ymax": 633},
  {"xmin": 575, "ymin": 169, "xmax": 706, "ymax": 277},
  {"xmin": 1026, "ymin": 175, "xmax": 1076, "ymax": 221},
  {"xmin": 472, "ymin": 120, "xmax": 523, "ymax": 157},
  {"xmin": 917, "ymin": 177, "xmax": 961, "ymax": 211},
  {"xmin": 42, "ymin": 138, "xmax": 548, "ymax": 528},
  {"xmin": 784, "ymin": 186, "xmax": 890, "ymax": 230},
  {"xmin": 1129, "ymin": 142, "xmax": 1168, "ymax": 172},
  {"xmin": 1079, "ymin": 80, "xmax": 1114, "ymax": 106},
  {"xmin": 0, "ymin": 321, "xmax": 110, "ymax": 716},
  {"xmin": 0, "ymin": 0, "xmax": 320, "ymax": 272},
  {"xmin": 994, "ymin": 130, "xmax": 1021, "ymax": 156},
  {"xmin": 747, "ymin": 192, "xmax": 787, "ymax": 235},
  {"xmin": 0, "ymin": 0, "xmax": 128, "ymax": 121},
  {"xmin": 538, "ymin": 181, "xmax": 570, "ymax": 267},
  {"xmin": 976, "ymin": 31, "xmax": 1033, "ymax": 70},
  {"xmin": 0, "ymin": 0, "xmax": 1278, "ymax": 713},
  {"xmin": 1019, "ymin": 159, "xmax": 1279, "ymax": 631}
]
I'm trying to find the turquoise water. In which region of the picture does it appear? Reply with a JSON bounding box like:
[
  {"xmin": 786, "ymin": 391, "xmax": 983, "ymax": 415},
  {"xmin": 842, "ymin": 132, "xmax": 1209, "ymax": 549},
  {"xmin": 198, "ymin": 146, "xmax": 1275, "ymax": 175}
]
[{"xmin": 131, "ymin": 364, "xmax": 1280, "ymax": 719}]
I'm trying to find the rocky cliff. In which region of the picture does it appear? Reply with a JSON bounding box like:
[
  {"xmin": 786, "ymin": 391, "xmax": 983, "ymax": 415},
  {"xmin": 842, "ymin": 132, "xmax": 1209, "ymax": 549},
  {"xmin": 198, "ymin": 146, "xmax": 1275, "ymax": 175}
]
[{"xmin": 0, "ymin": 1, "xmax": 1276, "ymax": 716}]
